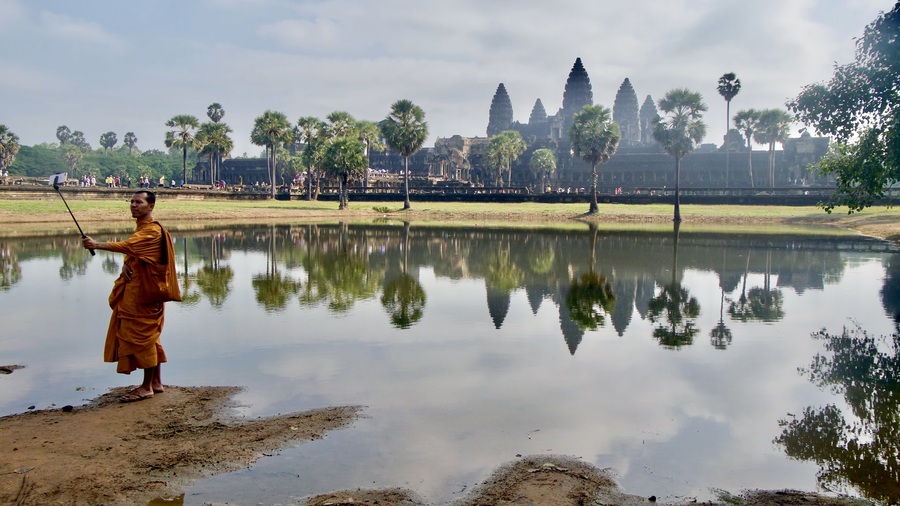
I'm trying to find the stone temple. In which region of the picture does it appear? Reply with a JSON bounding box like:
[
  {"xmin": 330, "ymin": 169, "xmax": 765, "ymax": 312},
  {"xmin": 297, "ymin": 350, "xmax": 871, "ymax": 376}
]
[{"xmin": 425, "ymin": 56, "xmax": 829, "ymax": 189}]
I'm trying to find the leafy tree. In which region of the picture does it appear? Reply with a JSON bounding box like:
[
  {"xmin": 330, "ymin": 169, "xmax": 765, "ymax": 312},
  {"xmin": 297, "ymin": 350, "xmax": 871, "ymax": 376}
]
[
  {"xmin": 787, "ymin": 2, "xmax": 899, "ymax": 212},
  {"xmin": 529, "ymin": 148, "xmax": 556, "ymax": 193},
  {"xmin": 56, "ymin": 125, "xmax": 71, "ymax": 146},
  {"xmin": 250, "ymin": 110, "xmax": 291, "ymax": 198},
  {"xmin": 754, "ymin": 108, "xmax": 793, "ymax": 187},
  {"xmin": 491, "ymin": 130, "xmax": 527, "ymax": 187},
  {"xmin": 380, "ymin": 99, "xmax": 429, "ymax": 210},
  {"xmin": 734, "ymin": 108, "xmax": 761, "ymax": 187},
  {"xmin": 570, "ymin": 105, "xmax": 621, "ymax": 214},
  {"xmin": 164, "ymin": 114, "xmax": 200, "ymax": 184},
  {"xmin": 717, "ymin": 72, "xmax": 741, "ymax": 187},
  {"xmin": 322, "ymin": 136, "xmax": 367, "ymax": 209},
  {"xmin": 207, "ymin": 102, "xmax": 225, "ymax": 123},
  {"xmin": 652, "ymin": 88, "xmax": 708, "ymax": 222},
  {"xmin": 296, "ymin": 116, "xmax": 326, "ymax": 200},
  {"xmin": 0, "ymin": 125, "xmax": 20, "ymax": 173},
  {"xmin": 123, "ymin": 132, "xmax": 138, "ymax": 154},
  {"xmin": 8, "ymin": 144, "xmax": 67, "ymax": 176},
  {"xmin": 99, "ymin": 131, "xmax": 117, "ymax": 152}
]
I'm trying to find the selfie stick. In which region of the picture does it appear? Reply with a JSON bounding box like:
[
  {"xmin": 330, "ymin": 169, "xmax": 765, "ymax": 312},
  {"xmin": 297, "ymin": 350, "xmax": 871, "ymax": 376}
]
[{"xmin": 51, "ymin": 174, "xmax": 95, "ymax": 256}]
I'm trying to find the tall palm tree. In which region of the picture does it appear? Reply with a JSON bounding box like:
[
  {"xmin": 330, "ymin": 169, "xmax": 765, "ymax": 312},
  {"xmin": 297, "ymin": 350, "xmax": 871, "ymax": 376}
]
[
  {"xmin": 569, "ymin": 104, "xmax": 621, "ymax": 214},
  {"xmin": 652, "ymin": 88, "xmax": 708, "ymax": 222},
  {"xmin": 0, "ymin": 125, "xmax": 21, "ymax": 173},
  {"xmin": 207, "ymin": 103, "xmax": 225, "ymax": 123},
  {"xmin": 325, "ymin": 111, "xmax": 356, "ymax": 138},
  {"xmin": 733, "ymin": 108, "xmax": 761, "ymax": 187},
  {"xmin": 754, "ymin": 108, "xmax": 793, "ymax": 188},
  {"xmin": 56, "ymin": 125, "xmax": 72, "ymax": 146},
  {"xmin": 197, "ymin": 121, "xmax": 233, "ymax": 186},
  {"xmin": 250, "ymin": 110, "xmax": 291, "ymax": 198},
  {"xmin": 63, "ymin": 144, "xmax": 83, "ymax": 177},
  {"xmin": 296, "ymin": 116, "xmax": 325, "ymax": 200},
  {"xmin": 164, "ymin": 114, "xmax": 200, "ymax": 184},
  {"xmin": 99, "ymin": 131, "xmax": 117, "ymax": 152},
  {"xmin": 717, "ymin": 73, "xmax": 741, "ymax": 188},
  {"xmin": 355, "ymin": 119, "xmax": 385, "ymax": 191},
  {"xmin": 123, "ymin": 132, "xmax": 138, "ymax": 154},
  {"xmin": 380, "ymin": 99, "xmax": 429, "ymax": 210}
]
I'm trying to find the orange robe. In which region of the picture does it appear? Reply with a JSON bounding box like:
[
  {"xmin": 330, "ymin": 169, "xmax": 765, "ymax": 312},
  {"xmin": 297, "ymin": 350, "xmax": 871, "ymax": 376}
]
[{"xmin": 104, "ymin": 218, "xmax": 174, "ymax": 374}]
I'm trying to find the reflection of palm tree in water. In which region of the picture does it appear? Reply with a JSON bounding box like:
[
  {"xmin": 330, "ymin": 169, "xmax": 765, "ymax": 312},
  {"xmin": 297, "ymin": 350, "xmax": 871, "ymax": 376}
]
[
  {"xmin": 710, "ymin": 250, "xmax": 732, "ymax": 349},
  {"xmin": 565, "ymin": 223, "xmax": 615, "ymax": 334},
  {"xmin": 381, "ymin": 222, "xmax": 426, "ymax": 329},
  {"xmin": 729, "ymin": 249, "xmax": 784, "ymax": 322},
  {"xmin": 648, "ymin": 222, "xmax": 700, "ymax": 348},
  {"xmin": 0, "ymin": 243, "xmax": 21, "ymax": 290},
  {"xmin": 251, "ymin": 225, "xmax": 300, "ymax": 312}
]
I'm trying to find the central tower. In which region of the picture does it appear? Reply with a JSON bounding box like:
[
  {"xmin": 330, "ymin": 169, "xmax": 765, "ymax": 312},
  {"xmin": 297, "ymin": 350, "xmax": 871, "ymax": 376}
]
[{"xmin": 560, "ymin": 57, "xmax": 593, "ymax": 138}]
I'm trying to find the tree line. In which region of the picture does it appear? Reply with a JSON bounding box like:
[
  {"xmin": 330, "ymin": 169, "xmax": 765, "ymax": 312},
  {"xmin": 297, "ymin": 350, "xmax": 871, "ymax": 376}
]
[{"xmin": 2, "ymin": 2, "xmax": 896, "ymax": 213}]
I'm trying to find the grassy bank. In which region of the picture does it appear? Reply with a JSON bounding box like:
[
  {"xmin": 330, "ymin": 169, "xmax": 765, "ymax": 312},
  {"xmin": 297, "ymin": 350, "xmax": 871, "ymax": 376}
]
[{"xmin": 1, "ymin": 198, "xmax": 899, "ymax": 242}]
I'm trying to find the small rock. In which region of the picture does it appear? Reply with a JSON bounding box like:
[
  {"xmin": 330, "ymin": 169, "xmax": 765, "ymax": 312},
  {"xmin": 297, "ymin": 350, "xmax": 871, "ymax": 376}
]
[
  {"xmin": 649, "ymin": 495, "xmax": 657, "ymax": 502},
  {"xmin": 62, "ymin": 405, "xmax": 74, "ymax": 412}
]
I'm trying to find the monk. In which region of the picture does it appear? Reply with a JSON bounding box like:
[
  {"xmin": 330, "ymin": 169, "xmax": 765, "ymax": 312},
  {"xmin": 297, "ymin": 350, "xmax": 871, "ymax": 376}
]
[{"xmin": 82, "ymin": 190, "xmax": 180, "ymax": 402}]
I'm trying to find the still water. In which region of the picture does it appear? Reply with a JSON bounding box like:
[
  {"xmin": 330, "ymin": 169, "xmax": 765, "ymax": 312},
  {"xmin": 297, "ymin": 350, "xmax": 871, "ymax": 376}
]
[{"xmin": 1, "ymin": 222, "xmax": 899, "ymax": 504}]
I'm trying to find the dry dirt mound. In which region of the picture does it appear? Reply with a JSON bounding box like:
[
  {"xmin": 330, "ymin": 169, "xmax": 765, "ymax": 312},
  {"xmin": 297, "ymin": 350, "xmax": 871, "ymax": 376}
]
[{"xmin": 0, "ymin": 385, "xmax": 360, "ymax": 506}]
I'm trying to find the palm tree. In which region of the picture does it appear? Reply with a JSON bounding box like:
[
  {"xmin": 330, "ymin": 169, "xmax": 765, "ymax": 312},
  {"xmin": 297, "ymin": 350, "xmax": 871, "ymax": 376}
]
[
  {"xmin": 63, "ymin": 144, "xmax": 83, "ymax": 177},
  {"xmin": 529, "ymin": 148, "xmax": 556, "ymax": 193},
  {"xmin": 123, "ymin": 132, "xmax": 138, "ymax": 154},
  {"xmin": 325, "ymin": 111, "xmax": 356, "ymax": 138},
  {"xmin": 652, "ymin": 88, "xmax": 708, "ymax": 222},
  {"xmin": 56, "ymin": 125, "xmax": 72, "ymax": 146},
  {"xmin": 71, "ymin": 130, "xmax": 90, "ymax": 151},
  {"xmin": 355, "ymin": 119, "xmax": 385, "ymax": 191},
  {"xmin": 754, "ymin": 108, "xmax": 793, "ymax": 188},
  {"xmin": 733, "ymin": 108, "xmax": 761, "ymax": 187},
  {"xmin": 569, "ymin": 104, "xmax": 621, "ymax": 214},
  {"xmin": 197, "ymin": 122, "xmax": 233, "ymax": 186},
  {"xmin": 99, "ymin": 131, "xmax": 117, "ymax": 152},
  {"xmin": 0, "ymin": 125, "xmax": 20, "ymax": 174},
  {"xmin": 717, "ymin": 73, "xmax": 741, "ymax": 188},
  {"xmin": 250, "ymin": 110, "xmax": 291, "ymax": 198},
  {"xmin": 207, "ymin": 103, "xmax": 225, "ymax": 123},
  {"xmin": 379, "ymin": 99, "xmax": 429, "ymax": 210},
  {"xmin": 296, "ymin": 116, "xmax": 325, "ymax": 200},
  {"xmin": 164, "ymin": 114, "xmax": 200, "ymax": 185}
]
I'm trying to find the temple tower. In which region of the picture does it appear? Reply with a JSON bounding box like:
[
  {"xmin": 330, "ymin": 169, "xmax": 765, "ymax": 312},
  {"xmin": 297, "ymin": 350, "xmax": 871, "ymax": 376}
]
[
  {"xmin": 487, "ymin": 83, "xmax": 514, "ymax": 137},
  {"xmin": 560, "ymin": 57, "xmax": 593, "ymax": 138},
  {"xmin": 613, "ymin": 78, "xmax": 641, "ymax": 146},
  {"xmin": 639, "ymin": 95, "xmax": 659, "ymax": 145},
  {"xmin": 529, "ymin": 98, "xmax": 548, "ymax": 125}
]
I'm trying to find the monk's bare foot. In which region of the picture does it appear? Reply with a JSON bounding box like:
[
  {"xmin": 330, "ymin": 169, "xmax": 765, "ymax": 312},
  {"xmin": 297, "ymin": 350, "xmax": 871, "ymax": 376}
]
[{"xmin": 152, "ymin": 384, "xmax": 165, "ymax": 394}]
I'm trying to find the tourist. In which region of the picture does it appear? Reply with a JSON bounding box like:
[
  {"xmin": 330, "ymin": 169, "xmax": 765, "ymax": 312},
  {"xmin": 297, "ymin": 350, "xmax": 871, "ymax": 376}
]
[{"xmin": 81, "ymin": 191, "xmax": 180, "ymax": 403}]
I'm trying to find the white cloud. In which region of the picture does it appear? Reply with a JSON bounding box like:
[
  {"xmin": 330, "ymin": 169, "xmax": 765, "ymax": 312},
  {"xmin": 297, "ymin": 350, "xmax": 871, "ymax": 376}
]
[
  {"xmin": 38, "ymin": 10, "xmax": 123, "ymax": 48},
  {"xmin": 1, "ymin": 0, "xmax": 890, "ymax": 156}
]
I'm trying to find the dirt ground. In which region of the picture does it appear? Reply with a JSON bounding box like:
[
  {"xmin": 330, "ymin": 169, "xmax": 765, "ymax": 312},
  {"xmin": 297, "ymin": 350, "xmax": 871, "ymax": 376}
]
[
  {"xmin": 0, "ymin": 381, "xmax": 865, "ymax": 506},
  {"xmin": 1, "ymin": 204, "xmax": 893, "ymax": 506}
]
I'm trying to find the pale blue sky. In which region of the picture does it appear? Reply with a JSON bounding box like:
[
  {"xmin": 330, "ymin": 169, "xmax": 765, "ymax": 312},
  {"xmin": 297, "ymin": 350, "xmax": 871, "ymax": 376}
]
[{"xmin": 0, "ymin": 0, "xmax": 890, "ymax": 157}]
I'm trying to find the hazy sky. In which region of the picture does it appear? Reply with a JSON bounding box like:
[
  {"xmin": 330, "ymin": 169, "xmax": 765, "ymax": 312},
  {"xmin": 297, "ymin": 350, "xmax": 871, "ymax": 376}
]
[{"xmin": 1, "ymin": 0, "xmax": 890, "ymax": 157}]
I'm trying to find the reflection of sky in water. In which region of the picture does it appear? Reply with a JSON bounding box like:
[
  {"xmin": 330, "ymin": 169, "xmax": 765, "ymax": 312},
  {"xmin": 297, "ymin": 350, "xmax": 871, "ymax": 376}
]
[{"xmin": 0, "ymin": 227, "xmax": 896, "ymax": 504}]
